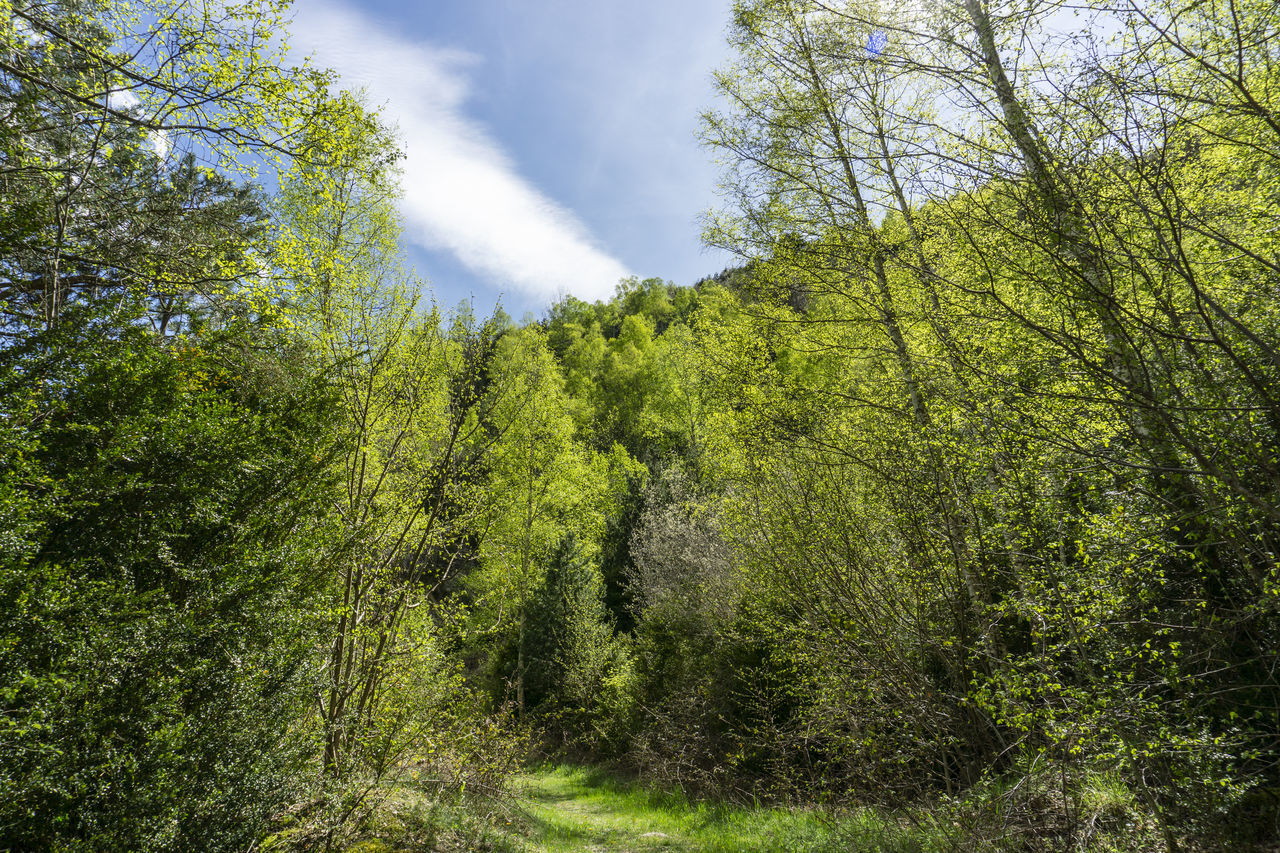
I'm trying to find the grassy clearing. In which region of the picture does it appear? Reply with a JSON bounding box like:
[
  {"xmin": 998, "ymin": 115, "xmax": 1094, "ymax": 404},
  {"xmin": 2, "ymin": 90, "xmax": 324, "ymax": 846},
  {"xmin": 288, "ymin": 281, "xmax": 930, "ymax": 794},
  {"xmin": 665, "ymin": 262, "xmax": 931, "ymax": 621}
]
[
  {"xmin": 510, "ymin": 765, "xmax": 839, "ymax": 852},
  {"xmin": 323, "ymin": 762, "xmax": 1205, "ymax": 852},
  {"xmin": 337, "ymin": 764, "xmax": 949, "ymax": 852}
]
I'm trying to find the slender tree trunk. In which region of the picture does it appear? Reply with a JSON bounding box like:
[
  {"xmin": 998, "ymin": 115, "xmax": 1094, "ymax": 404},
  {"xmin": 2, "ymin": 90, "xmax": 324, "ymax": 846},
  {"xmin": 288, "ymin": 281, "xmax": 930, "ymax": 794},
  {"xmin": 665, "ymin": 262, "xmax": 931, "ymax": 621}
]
[
  {"xmin": 962, "ymin": 0, "xmax": 1189, "ymax": 502},
  {"xmin": 793, "ymin": 16, "xmax": 930, "ymax": 427}
]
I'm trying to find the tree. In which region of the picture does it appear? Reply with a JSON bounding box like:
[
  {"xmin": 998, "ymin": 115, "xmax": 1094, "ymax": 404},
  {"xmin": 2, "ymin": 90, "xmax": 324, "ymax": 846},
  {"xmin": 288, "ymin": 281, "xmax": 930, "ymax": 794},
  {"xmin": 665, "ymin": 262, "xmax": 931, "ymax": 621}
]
[
  {"xmin": 275, "ymin": 91, "xmax": 498, "ymax": 784},
  {"xmin": 521, "ymin": 534, "xmax": 622, "ymax": 736},
  {"xmin": 699, "ymin": 0, "xmax": 1280, "ymax": 839},
  {"xmin": 0, "ymin": 0, "xmax": 321, "ymax": 333},
  {"xmin": 0, "ymin": 311, "xmax": 339, "ymax": 852},
  {"xmin": 469, "ymin": 326, "xmax": 612, "ymax": 715}
]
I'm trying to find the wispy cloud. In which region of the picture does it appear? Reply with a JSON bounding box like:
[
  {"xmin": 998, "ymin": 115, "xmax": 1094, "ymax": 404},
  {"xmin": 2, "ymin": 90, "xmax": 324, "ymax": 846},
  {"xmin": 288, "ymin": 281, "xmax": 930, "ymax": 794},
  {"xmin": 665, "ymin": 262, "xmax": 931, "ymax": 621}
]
[{"xmin": 290, "ymin": 1, "xmax": 630, "ymax": 301}]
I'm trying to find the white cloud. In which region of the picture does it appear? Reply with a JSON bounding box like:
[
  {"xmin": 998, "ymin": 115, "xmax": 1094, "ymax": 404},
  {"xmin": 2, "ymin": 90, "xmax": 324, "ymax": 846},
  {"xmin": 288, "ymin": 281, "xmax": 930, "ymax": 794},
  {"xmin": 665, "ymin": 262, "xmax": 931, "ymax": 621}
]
[
  {"xmin": 106, "ymin": 89, "xmax": 171, "ymax": 160},
  {"xmin": 151, "ymin": 129, "xmax": 172, "ymax": 160},
  {"xmin": 290, "ymin": 1, "xmax": 631, "ymax": 301},
  {"xmin": 107, "ymin": 89, "xmax": 140, "ymax": 111}
]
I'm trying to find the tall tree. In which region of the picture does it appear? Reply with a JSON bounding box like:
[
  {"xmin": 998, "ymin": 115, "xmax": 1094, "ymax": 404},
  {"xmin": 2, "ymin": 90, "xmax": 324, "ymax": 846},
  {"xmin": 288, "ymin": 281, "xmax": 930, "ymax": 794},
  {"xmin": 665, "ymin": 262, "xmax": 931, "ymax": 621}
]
[
  {"xmin": 470, "ymin": 326, "xmax": 612, "ymax": 715},
  {"xmin": 0, "ymin": 0, "xmax": 319, "ymax": 332},
  {"xmin": 275, "ymin": 91, "xmax": 496, "ymax": 782}
]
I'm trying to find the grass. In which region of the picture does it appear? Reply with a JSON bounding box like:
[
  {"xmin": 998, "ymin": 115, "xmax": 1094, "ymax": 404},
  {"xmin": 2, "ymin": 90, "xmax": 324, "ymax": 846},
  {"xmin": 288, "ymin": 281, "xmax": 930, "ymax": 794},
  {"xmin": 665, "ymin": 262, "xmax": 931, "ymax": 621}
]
[
  {"xmin": 333, "ymin": 761, "xmax": 1259, "ymax": 852},
  {"xmin": 337, "ymin": 764, "xmax": 950, "ymax": 852},
  {"xmin": 508, "ymin": 764, "xmax": 839, "ymax": 852}
]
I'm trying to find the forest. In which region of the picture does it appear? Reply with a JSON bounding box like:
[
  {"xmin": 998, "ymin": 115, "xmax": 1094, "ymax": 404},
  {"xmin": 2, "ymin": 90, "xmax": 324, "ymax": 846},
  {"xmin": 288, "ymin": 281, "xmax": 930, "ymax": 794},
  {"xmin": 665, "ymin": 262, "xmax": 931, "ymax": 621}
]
[{"xmin": 2, "ymin": 0, "xmax": 1279, "ymax": 850}]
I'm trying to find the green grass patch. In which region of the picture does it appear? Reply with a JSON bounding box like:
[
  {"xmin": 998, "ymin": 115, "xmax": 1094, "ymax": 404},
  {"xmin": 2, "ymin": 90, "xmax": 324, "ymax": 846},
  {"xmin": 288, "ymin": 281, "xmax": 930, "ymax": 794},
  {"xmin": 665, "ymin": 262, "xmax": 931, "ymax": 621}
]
[
  {"xmin": 329, "ymin": 764, "xmax": 950, "ymax": 852},
  {"xmin": 511, "ymin": 764, "xmax": 838, "ymax": 852}
]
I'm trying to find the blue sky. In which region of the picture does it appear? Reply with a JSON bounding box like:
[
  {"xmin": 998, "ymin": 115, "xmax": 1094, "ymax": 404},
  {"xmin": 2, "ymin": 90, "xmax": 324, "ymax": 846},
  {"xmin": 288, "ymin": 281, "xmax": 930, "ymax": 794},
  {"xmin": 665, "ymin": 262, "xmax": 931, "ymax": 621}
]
[{"xmin": 289, "ymin": 0, "xmax": 735, "ymax": 318}]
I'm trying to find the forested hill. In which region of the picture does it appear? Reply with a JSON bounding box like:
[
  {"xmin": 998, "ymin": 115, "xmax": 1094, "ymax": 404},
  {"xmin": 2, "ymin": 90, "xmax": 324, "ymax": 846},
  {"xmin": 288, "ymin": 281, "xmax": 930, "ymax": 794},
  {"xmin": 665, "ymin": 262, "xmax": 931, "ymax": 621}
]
[{"xmin": 3, "ymin": 0, "xmax": 1280, "ymax": 851}]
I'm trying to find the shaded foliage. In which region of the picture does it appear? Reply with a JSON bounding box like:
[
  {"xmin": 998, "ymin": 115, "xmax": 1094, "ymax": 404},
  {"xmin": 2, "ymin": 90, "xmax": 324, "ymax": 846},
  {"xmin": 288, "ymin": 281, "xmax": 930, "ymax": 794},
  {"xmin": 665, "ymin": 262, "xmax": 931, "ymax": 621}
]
[{"xmin": 0, "ymin": 312, "xmax": 339, "ymax": 851}]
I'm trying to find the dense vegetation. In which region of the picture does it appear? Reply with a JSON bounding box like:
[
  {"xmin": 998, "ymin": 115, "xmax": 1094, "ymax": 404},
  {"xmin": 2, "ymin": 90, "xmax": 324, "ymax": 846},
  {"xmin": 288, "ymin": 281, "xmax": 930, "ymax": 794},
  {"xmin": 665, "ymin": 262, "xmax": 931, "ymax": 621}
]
[{"xmin": 2, "ymin": 0, "xmax": 1279, "ymax": 850}]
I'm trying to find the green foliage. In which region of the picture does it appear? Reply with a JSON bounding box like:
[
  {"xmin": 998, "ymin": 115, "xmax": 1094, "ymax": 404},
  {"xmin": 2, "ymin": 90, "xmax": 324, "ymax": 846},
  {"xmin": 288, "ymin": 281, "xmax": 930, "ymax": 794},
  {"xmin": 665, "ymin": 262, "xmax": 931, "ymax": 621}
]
[
  {"xmin": 543, "ymin": 278, "xmax": 706, "ymax": 461},
  {"xmin": 274, "ymin": 89, "xmax": 503, "ymax": 793},
  {"xmin": 670, "ymin": 0, "xmax": 1280, "ymax": 845},
  {"xmin": 0, "ymin": 0, "xmax": 318, "ymax": 332},
  {"xmin": 8, "ymin": 0, "xmax": 1280, "ymax": 848},
  {"xmin": 0, "ymin": 311, "xmax": 338, "ymax": 851},
  {"xmin": 0, "ymin": 1, "xmax": 524, "ymax": 848},
  {"xmin": 521, "ymin": 536, "xmax": 629, "ymax": 740}
]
